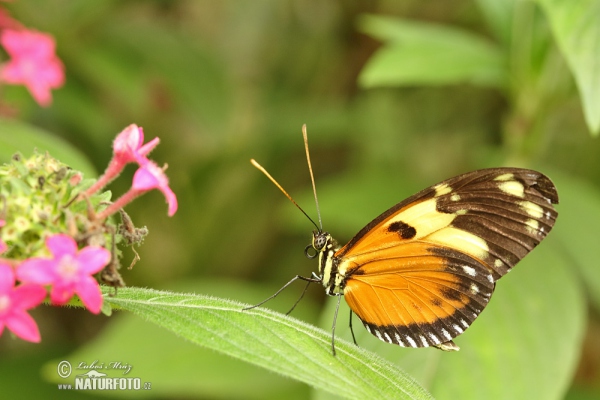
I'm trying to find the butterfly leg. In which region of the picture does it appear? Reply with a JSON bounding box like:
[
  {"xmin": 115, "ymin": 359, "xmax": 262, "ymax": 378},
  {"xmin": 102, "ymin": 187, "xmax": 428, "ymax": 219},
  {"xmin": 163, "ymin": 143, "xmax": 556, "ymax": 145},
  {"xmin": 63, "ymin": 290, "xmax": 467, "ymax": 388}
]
[
  {"xmin": 285, "ymin": 278, "xmax": 313, "ymax": 315},
  {"xmin": 348, "ymin": 309, "xmax": 359, "ymax": 347},
  {"xmin": 330, "ymin": 295, "xmax": 343, "ymax": 356},
  {"xmin": 242, "ymin": 275, "xmax": 322, "ymax": 312}
]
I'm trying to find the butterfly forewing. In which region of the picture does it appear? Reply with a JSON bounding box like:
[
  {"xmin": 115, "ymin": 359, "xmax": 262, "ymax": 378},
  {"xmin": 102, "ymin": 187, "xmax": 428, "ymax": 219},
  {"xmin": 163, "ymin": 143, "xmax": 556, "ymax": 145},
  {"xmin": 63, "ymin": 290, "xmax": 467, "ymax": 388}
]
[{"xmin": 335, "ymin": 168, "xmax": 558, "ymax": 349}]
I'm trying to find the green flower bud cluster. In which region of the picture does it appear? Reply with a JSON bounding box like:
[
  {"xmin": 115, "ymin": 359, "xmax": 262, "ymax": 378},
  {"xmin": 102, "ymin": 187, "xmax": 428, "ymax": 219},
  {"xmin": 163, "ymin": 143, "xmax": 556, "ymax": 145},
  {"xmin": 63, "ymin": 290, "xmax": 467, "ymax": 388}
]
[{"xmin": 0, "ymin": 151, "xmax": 113, "ymax": 261}]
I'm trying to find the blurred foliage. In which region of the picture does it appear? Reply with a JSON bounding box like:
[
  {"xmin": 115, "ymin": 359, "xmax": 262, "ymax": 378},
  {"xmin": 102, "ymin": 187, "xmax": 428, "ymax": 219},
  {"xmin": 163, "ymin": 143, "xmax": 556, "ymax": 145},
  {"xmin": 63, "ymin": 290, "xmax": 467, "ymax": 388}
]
[{"xmin": 0, "ymin": 0, "xmax": 599, "ymax": 399}]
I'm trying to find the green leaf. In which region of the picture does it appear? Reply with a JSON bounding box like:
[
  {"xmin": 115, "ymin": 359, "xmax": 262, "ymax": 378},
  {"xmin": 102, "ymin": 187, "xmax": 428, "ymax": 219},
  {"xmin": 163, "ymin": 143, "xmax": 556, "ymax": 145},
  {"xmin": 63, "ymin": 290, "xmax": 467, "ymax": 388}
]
[
  {"xmin": 0, "ymin": 117, "xmax": 96, "ymax": 177},
  {"xmin": 96, "ymin": 286, "xmax": 432, "ymax": 400},
  {"xmin": 357, "ymin": 15, "xmax": 506, "ymax": 88},
  {"xmin": 548, "ymin": 169, "xmax": 600, "ymax": 311},
  {"xmin": 475, "ymin": 0, "xmax": 518, "ymax": 45},
  {"xmin": 533, "ymin": 0, "xmax": 600, "ymax": 135},
  {"xmin": 43, "ymin": 280, "xmax": 319, "ymax": 399},
  {"xmin": 318, "ymin": 240, "xmax": 585, "ymax": 400}
]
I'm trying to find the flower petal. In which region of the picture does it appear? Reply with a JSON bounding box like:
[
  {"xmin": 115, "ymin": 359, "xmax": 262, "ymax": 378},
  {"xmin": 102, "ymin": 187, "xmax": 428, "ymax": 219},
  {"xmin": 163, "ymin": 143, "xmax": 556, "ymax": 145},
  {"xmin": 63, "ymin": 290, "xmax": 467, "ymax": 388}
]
[
  {"xmin": 5, "ymin": 310, "xmax": 41, "ymax": 342},
  {"xmin": 45, "ymin": 234, "xmax": 78, "ymax": 257},
  {"xmin": 0, "ymin": 29, "xmax": 64, "ymax": 107},
  {"xmin": 161, "ymin": 185, "xmax": 179, "ymax": 216},
  {"xmin": 132, "ymin": 164, "xmax": 160, "ymax": 191},
  {"xmin": 138, "ymin": 136, "xmax": 160, "ymax": 158},
  {"xmin": 0, "ymin": 9, "xmax": 21, "ymax": 31},
  {"xmin": 131, "ymin": 160, "xmax": 177, "ymax": 215},
  {"xmin": 77, "ymin": 247, "xmax": 111, "ymax": 274},
  {"xmin": 16, "ymin": 258, "xmax": 56, "ymax": 285},
  {"xmin": 11, "ymin": 284, "xmax": 47, "ymax": 309},
  {"xmin": 75, "ymin": 275, "xmax": 102, "ymax": 314},
  {"xmin": 0, "ymin": 263, "xmax": 15, "ymax": 293},
  {"xmin": 113, "ymin": 124, "xmax": 143, "ymax": 158},
  {"xmin": 49, "ymin": 283, "xmax": 74, "ymax": 305}
]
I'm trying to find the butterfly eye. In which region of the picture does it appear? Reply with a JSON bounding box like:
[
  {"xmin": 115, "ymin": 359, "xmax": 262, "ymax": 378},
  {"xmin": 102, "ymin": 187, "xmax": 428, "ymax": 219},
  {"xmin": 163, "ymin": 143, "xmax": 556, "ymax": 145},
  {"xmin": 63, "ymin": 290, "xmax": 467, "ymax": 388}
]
[{"xmin": 313, "ymin": 232, "xmax": 328, "ymax": 251}]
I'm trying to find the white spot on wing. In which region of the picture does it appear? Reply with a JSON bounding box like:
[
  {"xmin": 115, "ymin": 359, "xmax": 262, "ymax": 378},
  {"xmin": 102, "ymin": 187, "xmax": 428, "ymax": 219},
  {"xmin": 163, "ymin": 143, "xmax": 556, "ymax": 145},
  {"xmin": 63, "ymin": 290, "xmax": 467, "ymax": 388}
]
[
  {"xmin": 470, "ymin": 283, "xmax": 479, "ymax": 295},
  {"xmin": 395, "ymin": 333, "xmax": 405, "ymax": 346},
  {"xmin": 462, "ymin": 265, "xmax": 477, "ymax": 276},
  {"xmin": 441, "ymin": 328, "xmax": 452, "ymax": 341},
  {"xmin": 519, "ymin": 201, "xmax": 544, "ymax": 218},
  {"xmin": 419, "ymin": 335, "xmax": 428, "ymax": 347},
  {"xmin": 453, "ymin": 324, "xmax": 463, "ymax": 334},
  {"xmin": 383, "ymin": 332, "xmax": 392, "ymax": 343},
  {"xmin": 451, "ymin": 193, "xmax": 461, "ymax": 202},
  {"xmin": 525, "ymin": 219, "xmax": 540, "ymax": 235},
  {"xmin": 375, "ymin": 329, "xmax": 384, "ymax": 342},
  {"xmin": 498, "ymin": 180, "xmax": 525, "ymax": 197},
  {"xmin": 494, "ymin": 173, "xmax": 514, "ymax": 181},
  {"xmin": 405, "ymin": 336, "xmax": 417, "ymax": 348},
  {"xmin": 435, "ymin": 183, "xmax": 453, "ymax": 197},
  {"xmin": 428, "ymin": 333, "xmax": 441, "ymax": 344},
  {"xmin": 460, "ymin": 319, "xmax": 469, "ymax": 328}
]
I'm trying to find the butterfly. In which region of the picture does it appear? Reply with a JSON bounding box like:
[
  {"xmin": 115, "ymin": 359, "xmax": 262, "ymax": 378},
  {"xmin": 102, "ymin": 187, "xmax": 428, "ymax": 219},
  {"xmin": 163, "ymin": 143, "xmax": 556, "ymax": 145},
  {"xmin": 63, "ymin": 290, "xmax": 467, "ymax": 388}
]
[{"xmin": 247, "ymin": 125, "xmax": 559, "ymax": 354}]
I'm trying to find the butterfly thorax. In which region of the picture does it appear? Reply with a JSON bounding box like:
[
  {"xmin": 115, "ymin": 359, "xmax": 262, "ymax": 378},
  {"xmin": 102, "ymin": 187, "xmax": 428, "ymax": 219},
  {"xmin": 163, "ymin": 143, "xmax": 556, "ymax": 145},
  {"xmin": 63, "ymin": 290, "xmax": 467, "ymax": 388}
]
[{"xmin": 312, "ymin": 231, "xmax": 345, "ymax": 296}]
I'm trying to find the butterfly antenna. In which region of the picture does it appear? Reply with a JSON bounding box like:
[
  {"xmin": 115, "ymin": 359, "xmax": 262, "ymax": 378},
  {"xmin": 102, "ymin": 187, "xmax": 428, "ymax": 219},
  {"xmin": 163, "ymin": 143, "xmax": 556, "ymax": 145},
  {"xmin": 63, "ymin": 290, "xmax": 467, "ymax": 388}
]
[
  {"xmin": 301, "ymin": 124, "xmax": 323, "ymax": 231},
  {"xmin": 250, "ymin": 159, "xmax": 320, "ymax": 232}
]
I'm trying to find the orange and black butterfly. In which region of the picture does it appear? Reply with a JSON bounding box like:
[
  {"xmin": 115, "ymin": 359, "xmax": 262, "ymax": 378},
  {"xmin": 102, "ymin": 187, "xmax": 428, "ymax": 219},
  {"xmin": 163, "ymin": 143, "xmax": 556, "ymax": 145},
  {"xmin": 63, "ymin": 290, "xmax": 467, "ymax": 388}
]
[{"xmin": 247, "ymin": 125, "xmax": 558, "ymax": 354}]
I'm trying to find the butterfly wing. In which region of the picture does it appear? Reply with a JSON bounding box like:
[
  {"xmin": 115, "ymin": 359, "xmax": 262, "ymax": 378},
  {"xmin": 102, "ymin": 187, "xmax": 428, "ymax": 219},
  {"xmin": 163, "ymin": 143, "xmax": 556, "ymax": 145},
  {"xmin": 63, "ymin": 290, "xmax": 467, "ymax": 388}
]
[{"xmin": 337, "ymin": 168, "xmax": 558, "ymax": 349}]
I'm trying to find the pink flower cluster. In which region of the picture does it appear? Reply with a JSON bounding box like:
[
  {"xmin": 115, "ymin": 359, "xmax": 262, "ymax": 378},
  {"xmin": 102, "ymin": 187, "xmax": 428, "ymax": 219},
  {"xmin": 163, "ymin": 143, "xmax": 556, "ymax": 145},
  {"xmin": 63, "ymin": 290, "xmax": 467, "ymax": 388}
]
[
  {"xmin": 86, "ymin": 124, "xmax": 178, "ymax": 218},
  {"xmin": 0, "ymin": 234, "xmax": 110, "ymax": 342},
  {"xmin": 0, "ymin": 7, "xmax": 65, "ymax": 106},
  {"xmin": 0, "ymin": 124, "xmax": 177, "ymax": 343}
]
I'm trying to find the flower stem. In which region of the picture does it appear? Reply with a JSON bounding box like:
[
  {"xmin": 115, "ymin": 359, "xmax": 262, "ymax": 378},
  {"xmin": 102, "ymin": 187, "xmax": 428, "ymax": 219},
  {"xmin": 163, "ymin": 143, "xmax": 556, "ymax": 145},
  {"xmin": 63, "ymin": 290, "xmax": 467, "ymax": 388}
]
[{"xmin": 95, "ymin": 188, "xmax": 142, "ymax": 220}]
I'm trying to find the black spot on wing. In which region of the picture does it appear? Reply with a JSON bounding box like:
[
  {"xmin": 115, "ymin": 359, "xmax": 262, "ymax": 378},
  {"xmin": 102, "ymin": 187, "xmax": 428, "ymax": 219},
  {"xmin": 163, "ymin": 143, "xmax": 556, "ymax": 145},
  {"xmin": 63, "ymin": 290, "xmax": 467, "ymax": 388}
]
[
  {"xmin": 387, "ymin": 221, "xmax": 417, "ymax": 239},
  {"xmin": 440, "ymin": 286, "xmax": 463, "ymax": 302}
]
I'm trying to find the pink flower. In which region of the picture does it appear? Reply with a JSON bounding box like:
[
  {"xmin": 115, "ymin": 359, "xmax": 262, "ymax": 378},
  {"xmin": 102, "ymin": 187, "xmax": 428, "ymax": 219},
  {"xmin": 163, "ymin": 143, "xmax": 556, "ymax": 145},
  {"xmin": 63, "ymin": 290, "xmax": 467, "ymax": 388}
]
[
  {"xmin": 132, "ymin": 160, "xmax": 178, "ymax": 216},
  {"xmin": 16, "ymin": 234, "xmax": 110, "ymax": 314},
  {"xmin": 96, "ymin": 159, "xmax": 178, "ymax": 219},
  {"xmin": 0, "ymin": 263, "xmax": 47, "ymax": 342},
  {"xmin": 0, "ymin": 29, "xmax": 65, "ymax": 106},
  {"xmin": 113, "ymin": 124, "xmax": 160, "ymax": 165},
  {"xmin": 82, "ymin": 124, "xmax": 159, "ymax": 197},
  {"xmin": 0, "ymin": 8, "xmax": 21, "ymax": 30}
]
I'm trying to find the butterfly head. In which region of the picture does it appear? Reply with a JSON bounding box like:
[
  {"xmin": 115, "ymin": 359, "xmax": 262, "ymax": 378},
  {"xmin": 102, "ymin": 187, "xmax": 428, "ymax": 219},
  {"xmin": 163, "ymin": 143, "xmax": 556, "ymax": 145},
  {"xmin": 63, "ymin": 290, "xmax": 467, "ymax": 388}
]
[{"xmin": 312, "ymin": 230, "xmax": 329, "ymax": 252}]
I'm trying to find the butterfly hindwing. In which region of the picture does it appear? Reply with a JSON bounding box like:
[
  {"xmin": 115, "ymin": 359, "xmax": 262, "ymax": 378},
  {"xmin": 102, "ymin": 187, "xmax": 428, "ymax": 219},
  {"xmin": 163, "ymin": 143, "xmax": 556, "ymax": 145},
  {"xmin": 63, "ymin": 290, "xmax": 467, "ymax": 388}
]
[
  {"xmin": 334, "ymin": 168, "xmax": 558, "ymax": 349},
  {"xmin": 343, "ymin": 242, "xmax": 495, "ymax": 348}
]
